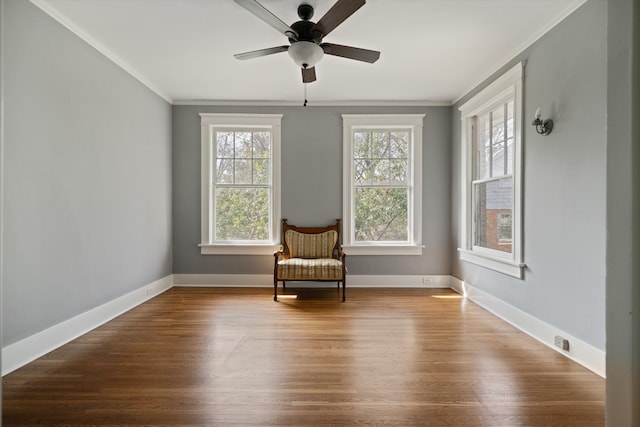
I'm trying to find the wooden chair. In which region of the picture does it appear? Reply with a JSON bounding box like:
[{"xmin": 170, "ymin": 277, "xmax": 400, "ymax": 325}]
[{"xmin": 274, "ymin": 218, "xmax": 347, "ymax": 302}]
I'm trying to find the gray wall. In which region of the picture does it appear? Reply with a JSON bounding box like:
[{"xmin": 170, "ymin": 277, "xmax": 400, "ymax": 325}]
[
  {"xmin": 451, "ymin": 0, "xmax": 606, "ymax": 350},
  {"xmin": 605, "ymin": 0, "xmax": 640, "ymax": 425},
  {"xmin": 173, "ymin": 105, "xmax": 451, "ymax": 275},
  {"xmin": 1, "ymin": 0, "xmax": 5, "ymax": 411},
  {"xmin": 2, "ymin": 0, "xmax": 172, "ymax": 346}
]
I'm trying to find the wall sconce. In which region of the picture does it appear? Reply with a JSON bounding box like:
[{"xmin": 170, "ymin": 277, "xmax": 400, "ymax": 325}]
[{"xmin": 532, "ymin": 107, "xmax": 553, "ymax": 135}]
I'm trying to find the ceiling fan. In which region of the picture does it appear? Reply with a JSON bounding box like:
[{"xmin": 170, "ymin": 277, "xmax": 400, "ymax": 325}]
[{"xmin": 233, "ymin": 0, "xmax": 381, "ymax": 83}]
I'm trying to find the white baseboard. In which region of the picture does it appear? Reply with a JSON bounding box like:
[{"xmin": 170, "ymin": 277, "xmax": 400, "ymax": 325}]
[
  {"xmin": 1, "ymin": 274, "xmax": 173, "ymax": 376},
  {"xmin": 2, "ymin": 273, "xmax": 605, "ymax": 379},
  {"xmin": 172, "ymin": 273, "xmax": 451, "ymax": 288},
  {"xmin": 173, "ymin": 273, "xmax": 272, "ymax": 287},
  {"xmin": 450, "ymin": 276, "xmax": 606, "ymax": 378}
]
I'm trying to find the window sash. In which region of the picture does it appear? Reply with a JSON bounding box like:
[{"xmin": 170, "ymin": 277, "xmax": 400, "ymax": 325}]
[
  {"xmin": 458, "ymin": 62, "xmax": 523, "ymax": 277},
  {"xmin": 342, "ymin": 114, "xmax": 424, "ymax": 254},
  {"xmin": 200, "ymin": 113, "xmax": 282, "ymax": 253},
  {"xmin": 211, "ymin": 128, "xmax": 273, "ymax": 243}
]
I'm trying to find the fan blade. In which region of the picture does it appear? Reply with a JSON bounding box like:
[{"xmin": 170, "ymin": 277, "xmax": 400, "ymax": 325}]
[
  {"xmin": 302, "ymin": 67, "xmax": 317, "ymax": 83},
  {"xmin": 321, "ymin": 43, "xmax": 380, "ymax": 63},
  {"xmin": 234, "ymin": 46, "xmax": 289, "ymax": 60},
  {"xmin": 311, "ymin": 0, "xmax": 366, "ymax": 37},
  {"xmin": 233, "ymin": 0, "xmax": 298, "ymax": 39}
]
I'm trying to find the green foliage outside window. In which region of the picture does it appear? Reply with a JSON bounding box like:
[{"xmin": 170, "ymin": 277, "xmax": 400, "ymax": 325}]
[
  {"xmin": 214, "ymin": 130, "xmax": 271, "ymax": 241},
  {"xmin": 353, "ymin": 130, "xmax": 410, "ymax": 242}
]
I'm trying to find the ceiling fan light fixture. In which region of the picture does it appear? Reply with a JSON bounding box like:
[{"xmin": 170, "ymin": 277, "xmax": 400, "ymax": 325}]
[{"xmin": 288, "ymin": 41, "xmax": 324, "ymax": 68}]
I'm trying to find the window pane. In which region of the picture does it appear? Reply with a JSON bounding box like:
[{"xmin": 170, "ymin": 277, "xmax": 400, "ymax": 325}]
[
  {"xmin": 234, "ymin": 159, "xmax": 251, "ymax": 184},
  {"xmin": 492, "ymin": 142, "xmax": 505, "ymax": 177},
  {"xmin": 473, "ymin": 177, "xmax": 513, "ymax": 253},
  {"xmin": 389, "ymin": 132, "xmax": 409, "ymax": 158},
  {"xmin": 506, "ymin": 138, "xmax": 514, "ymax": 175},
  {"xmin": 353, "ymin": 132, "xmax": 370, "ymax": 158},
  {"xmin": 354, "ymin": 187, "xmax": 408, "ymax": 242},
  {"xmin": 492, "ymin": 106, "xmax": 505, "ymax": 144},
  {"xmin": 253, "ymin": 132, "xmax": 271, "ymax": 158},
  {"xmin": 389, "ymin": 159, "xmax": 407, "ymax": 184},
  {"xmin": 477, "ymin": 114, "xmax": 491, "ymax": 180},
  {"xmin": 478, "ymin": 114, "xmax": 491, "ymax": 148},
  {"xmin": 216, "ymin": 132, "xmax": 234, "ymax": 158},
  {"xmin": 498, "ymin": 212, "xmax": 513, "ymax": 242},
  {"xmin": 234, "ymin": 132, "xmax": 252, "ymax": 157},
  {"xmin": 253, "ymin": 159, "xmax": 270, "ymax": 184},
  {"xmin": 215, "ymin": 188, "xmax": 269, "ymax": 240},
  {"xmin": 216, "ymin": 159, "xmax": 233, "ymax": 184},
  {"xmin": 478, "ymin": 147, "xmax": 490, "ymax": 180},
  {"xmin": 354, "ymin": 159, "xmax": 370, "ymax": 184},
  {"xmin": 371, "ymin": 132, "xmax": 389, "ymax": 158},
  {"xmin": 507, "ymin": 101, "xmax": 514, "ymax": 138},
  {"xmin": 372, "ymin": 159, "xmax": 390, "ymax": 185}
]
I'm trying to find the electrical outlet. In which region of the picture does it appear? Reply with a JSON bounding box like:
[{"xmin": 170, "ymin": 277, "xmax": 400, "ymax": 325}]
[
  {"xmin": 554, "ymin": 335, "xmax": 570, "ymax": 351},
  {"xmin": 422, "ymin": 277, "xmax": 433, "ymax": 284}
]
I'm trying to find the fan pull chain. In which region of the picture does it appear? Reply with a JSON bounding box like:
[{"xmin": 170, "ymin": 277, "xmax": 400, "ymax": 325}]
[{"xmin": 303, "ymin": 83, "xmax": 308, "ymax": 107}]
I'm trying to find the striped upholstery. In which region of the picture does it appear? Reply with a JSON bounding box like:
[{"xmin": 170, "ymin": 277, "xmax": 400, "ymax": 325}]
[
  {"xmin": 285, "ymin": 230, "xmax": 337, "ymax": 259},
  {"xmin": 277, "ymin": 258, "xmax": 344, "ymax": 280}
]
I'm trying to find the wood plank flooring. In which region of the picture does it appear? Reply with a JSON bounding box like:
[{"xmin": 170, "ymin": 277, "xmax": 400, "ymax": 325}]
[{"xmin": 3, "ymin": 287, "xmax": 604, "ymax": 426}]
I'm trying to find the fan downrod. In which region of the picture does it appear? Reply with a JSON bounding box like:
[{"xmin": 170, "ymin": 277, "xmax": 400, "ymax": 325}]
[{"xmin": 297, "ymin": 4, "xmax": 314, "ymax": 21}]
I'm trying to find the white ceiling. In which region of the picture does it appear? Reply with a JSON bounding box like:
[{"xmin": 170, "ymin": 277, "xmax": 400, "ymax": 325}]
[{"xmin": 32, "ymin": 0, "xmax": 587, "ymax": 105}]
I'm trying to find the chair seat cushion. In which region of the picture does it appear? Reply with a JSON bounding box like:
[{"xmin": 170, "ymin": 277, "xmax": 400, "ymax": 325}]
[{"xmin": 277, "ymin": 258, "xmax": 344, "ymax": 280}]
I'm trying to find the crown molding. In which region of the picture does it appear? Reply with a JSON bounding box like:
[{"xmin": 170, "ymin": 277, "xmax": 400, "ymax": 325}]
[
  {"xmin": 172, "ymin": 99, "xmax": 451, "ymax": 107},
  {"xmin": 452, "ymin": 0, "xmax": 589, "ymax": 105},
  {"xmin": 30, "ymin": 0, "xmax": 172, "ymax": 104}
]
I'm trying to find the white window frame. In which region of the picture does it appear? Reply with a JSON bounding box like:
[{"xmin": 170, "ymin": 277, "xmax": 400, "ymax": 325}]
[
  {"xmin": 342, "ymin": 114, "xmax": 424, "ymax": 256},
  {"xmin": 459, "ymin": 62, "xmax": 524, "ymax": 277},
  {"xmin": 199, "ymin": 113, "xmax": 282, "ymax": 255}
]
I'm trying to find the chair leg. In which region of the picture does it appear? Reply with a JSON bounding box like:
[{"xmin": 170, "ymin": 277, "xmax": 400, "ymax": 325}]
[
  {"xmin": 342, "ymin": 279, "xmax": 346, "ymax": 302},
  {"xmin": 274, "ymin": 279, "xmax": 278, "ymax": 301}
]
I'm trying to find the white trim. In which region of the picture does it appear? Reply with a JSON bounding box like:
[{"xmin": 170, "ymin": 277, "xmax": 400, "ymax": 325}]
[
  {"xmin": 342, "ymin": 114, "xmax": 424, "ymax": 251},
  {"xmin": 1, "ymin": 275, "xmax": 173, "ymax": 376},
  {"xmin": 172, "ymin": 273, "xmax": 451, "ymax": 288},
  {"xmin": 199, "ymin": 244, "xmax": 281, "ymax": 255},
  {"xmin": 2, "ymin": 273, "xmax": 606, "ymax": 379},
  {"xmin": 459, "ymin": 62, "xmax": 524, "ymax": 279},
  {"xmin": 200, "ymin": 114, "xmax": 282, "ymax": 253},
  {"xmin": 343, "ymin": 245, "xmax": 423, "ymax": 256},
  {"xmin": 452, "ymin": 0, "xmax": 589, "ymax": 104},
  {"xmin": 173, "ymin": 274, "xmax": 272, "ymax": 287},
  {"xmin": 450, "ymin": 276, "xmax": 606, "ymax": 378},
  {"xmin": 173, "ymin": 100, "xmax": 450, "ymax": 107},
  {"xmin": 459, "ymin": 249, "xmax": 525, "ymax": 278},
  {"xmin": 29, "ymin": 0, "xmax": 172, "ymax": 103}
]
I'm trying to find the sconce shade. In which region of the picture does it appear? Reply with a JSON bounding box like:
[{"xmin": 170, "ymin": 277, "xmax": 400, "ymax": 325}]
[{"xmin": 288, "ymin": 41, "xmax": 324, "ymax": 69}]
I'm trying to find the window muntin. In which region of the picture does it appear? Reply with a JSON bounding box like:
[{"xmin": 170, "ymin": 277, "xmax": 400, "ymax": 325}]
[
  {"xmin": 200, "ymin": 114, "xmax": 281, "ymax": 255},
  {"xmin": 342, "ymin": 114, "xmax": 423, "ymax": 255}
]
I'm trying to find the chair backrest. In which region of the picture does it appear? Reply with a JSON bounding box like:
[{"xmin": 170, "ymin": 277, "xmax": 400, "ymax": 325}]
[{"xmin": 281, "ymin": 218, "xmax": 341, "ymax": 259}]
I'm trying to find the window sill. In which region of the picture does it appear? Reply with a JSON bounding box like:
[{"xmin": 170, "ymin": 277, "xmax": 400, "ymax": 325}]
[
  {"xmin": 343, "ymin": 245, "xmax": 423, "ymax": 256},
  {"xmin": 199, "ymin": 244, "xmax": 281, "ymax": 255},
  {"xmin": 459, "ymin": 249, "xmax": 524, "ymax": 278}
]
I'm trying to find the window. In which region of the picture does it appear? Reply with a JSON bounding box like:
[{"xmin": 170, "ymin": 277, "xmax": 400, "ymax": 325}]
[
  {"xmin": 342, "ymin": 114, "xmax": 424, "ymax": 255},
  {"xmin": 459, "ymin": 62, "xmax": 524, "ymax": 277},
  {"xmin": 200, "ymin": 114, "xmax": 281, "ymax": 255}
]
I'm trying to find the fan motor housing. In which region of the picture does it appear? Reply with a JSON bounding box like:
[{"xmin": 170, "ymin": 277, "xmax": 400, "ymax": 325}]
[{"xmin": 290, "ymin": 20, "xmax": 322, "ymax": 44}]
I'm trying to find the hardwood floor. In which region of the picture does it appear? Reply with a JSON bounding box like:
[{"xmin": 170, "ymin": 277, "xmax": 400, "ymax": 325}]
[{"xmin": 3, "ymin": 287, "xmax": 604, "ymax": 426}]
